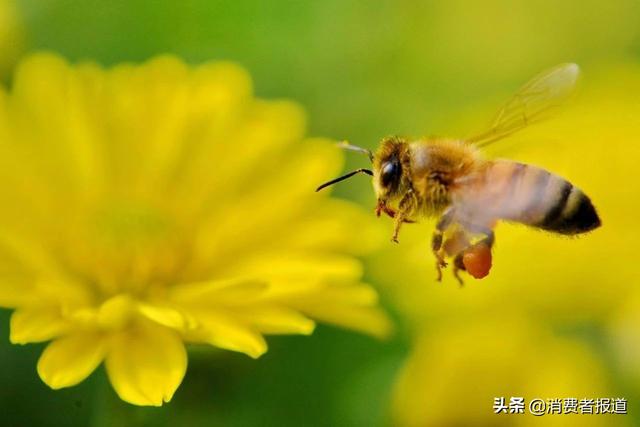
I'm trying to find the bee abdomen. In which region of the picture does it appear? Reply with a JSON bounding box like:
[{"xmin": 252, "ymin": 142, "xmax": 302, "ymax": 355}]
[
  {"xmin": 459, "ymin": 161, "xmax": 601, "ymax": 235},
  {"xmin": 536, "ymin": 181, "xmax": 601, "ymax": 235}
]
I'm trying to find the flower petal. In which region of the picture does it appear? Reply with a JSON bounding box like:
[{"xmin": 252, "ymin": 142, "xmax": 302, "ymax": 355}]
[
  {"xmin": 37, "ymin": 332, "xmax": 105, "ymax": 389},
  {"xmin": 105, "ymin": 322, "xmax": 186, "ymax": 406},
  {"xmin": 169, "ymin": 278, "xmax": 268, "ymax": 306},
  {"xmin": 289, "ymin": 284, "xmax": 393, "ymax": 339},
  {"xmin": 10, "ymin": 306, "xmax": 69, "ymax": 344},
  {"xmin": 280, "ymin": 198, "xmax": 385, "ymax": 255},
  {"xmin": 137, "ymin": 302, "xmax": 197, "ymax": 331},
  {"xmin": 241, "ymin": 306, "xmax": 316, "ymax": 335},
  {"xmin": 185, "ymin": 311, "xmax": 267, "ymax": 359},
  {"xmin": 0, "ymin": 279, "xmax": 34, "ymax": 308},
  {"xmin": 299, "ymin": 304, "xmax": 393, "ymax": 339},
  {"xmin": 219, "ymin": 253, "xmax": 363, "ymax": 288}
]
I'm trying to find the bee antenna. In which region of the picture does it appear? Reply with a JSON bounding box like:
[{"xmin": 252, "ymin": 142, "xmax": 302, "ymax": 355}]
[
  {"xmin": 337, "ymin": 141, "xmax": 374, "ymax": 163},
  {"xmin": 315, "ymin": 168, "xmax": 374, "ymax": 192}
]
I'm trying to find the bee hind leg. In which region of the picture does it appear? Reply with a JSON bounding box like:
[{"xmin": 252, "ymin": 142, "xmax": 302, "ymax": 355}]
[
  {"xmin": 452, "ymin": 254, "xmax": 466, "ymax": 286},
  {"xmin": 452, "ymin": 225, "xmax": 495, "ymax": 283},
  {"xmin": 431, "ymin": 208, "xmax": 455, "ymax": 281},
  {"xmin": 431, "ymin": 231, "xmax": 448, "ymax": 281},
  {"xmin": 470, "ymin": 226, "xmax": 495, "ymax": 252}
]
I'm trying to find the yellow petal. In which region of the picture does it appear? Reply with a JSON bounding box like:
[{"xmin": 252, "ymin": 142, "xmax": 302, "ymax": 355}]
[
  {"xmin": 13, "ymin": 53, "xmax": 71, "ymax": 118},
  {"xmin": 292, "ymin": 283, "xmax": 381, "ymax": 306},
  {"xmin": 170, "ymin": 278, "xmax": 268, "ymax": 306},
  {"xmin": 37, "ymin": 332, "xmax": 105, "ymax": 389},
  {"xmin": 114, "ymin": 56, "xmax": 190, "ymax": 192},
  {"xmin": 291, "ymin": 283, "xmax": 394, "ymax": 340},
  {"xmin": 0, "ymin": 279, "xmax": 34, "ymax": 308},
  {"xmin": 0, "ymin": 230, "xmax": 64, "ymax": 283},
  {"xmin": 221, "ymin": 253, "xmax": 363, "ymax": 286},
  {"xmin": 301, "ymin": 305, "xmax": 393, "ymax": 339},
  {"xmin": 10, "ymin": 306, "xmax": 69, "ymax": 344},
  {"xmin": 185, "ymin": 310, "xmax": 267, "ymax": 359},
  {"xmin": 241, "ymin": 306, "xmax": 316, "ymax": 335},
  {"xmin": 189, "ymin": 138, "xmax": 345, "ymax": 267},
  {"xmin": 137, "ymin": 302, "xmax": 197, "ymax": 331},
  {"xmin": 281, "ymin": 198, "xmax": 385, "ymax": 255},
  {"xmin": 105, "ymin": 322, "xmax": 186, "ymax": 406},
  {"xmin": 190, "ymin": 61, "xmax": 252, "ymax": 120}
]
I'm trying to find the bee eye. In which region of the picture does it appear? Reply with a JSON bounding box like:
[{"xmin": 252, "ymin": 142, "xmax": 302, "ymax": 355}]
[{"xmin": 381, "ymin": 160, "xmax": 401, "ymax": 188}]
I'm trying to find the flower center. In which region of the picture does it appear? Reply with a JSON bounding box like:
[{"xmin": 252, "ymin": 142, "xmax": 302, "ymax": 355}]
[
  {"xmin": 69, "ymin": 201, "xmax": 191, "ymax": 295},
  {"xmin": 93, "ymin": 202, "xmax": 172, "ymax": 245}
]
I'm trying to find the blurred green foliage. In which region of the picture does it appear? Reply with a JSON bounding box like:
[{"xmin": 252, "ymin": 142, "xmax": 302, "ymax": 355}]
[{"xmin": 3, "ymin": 0, "xmax": 640, "ymax": 425}]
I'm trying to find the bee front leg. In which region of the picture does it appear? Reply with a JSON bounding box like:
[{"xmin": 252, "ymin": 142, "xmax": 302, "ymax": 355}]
[
  {"xmin": 390, "ymin": 192, "xmax": 416, "ymax": 243},
  {"xmin": 391, "ymin": 211, "xmax": 406, "ymax": 243}
]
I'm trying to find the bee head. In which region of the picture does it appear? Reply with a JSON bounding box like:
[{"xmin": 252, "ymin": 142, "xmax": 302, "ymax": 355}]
[
  {"xmin": 373, "ymin": 136, "xmax": 410, "ymax": 201},
  {"xmin": 315, "ymin": 137, "xmax": 410, "ymax": 208}
]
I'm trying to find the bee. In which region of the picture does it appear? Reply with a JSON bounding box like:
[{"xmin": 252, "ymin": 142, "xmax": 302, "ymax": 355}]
[{"xmin": 316, "ymin": 63, "xmax": 601, "ymax": 283}]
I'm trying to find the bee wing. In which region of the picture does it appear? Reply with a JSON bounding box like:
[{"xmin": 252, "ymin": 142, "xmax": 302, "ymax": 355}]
[
  {"xmin": 448, "ymin": 180, "xmax": 505, "ymax": 233},
  {"xmin": 466, "ymin": 63, "xmax": 580, "ymax": 148}
]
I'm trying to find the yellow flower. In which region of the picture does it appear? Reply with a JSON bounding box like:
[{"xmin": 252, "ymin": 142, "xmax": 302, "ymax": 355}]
[
  {"xmin": 0, "ymin": 53, "xmax": 390, "ymax": 406},
  {"xmin": 392, "ymin": 314, "xmax": 623, "ymax": 427}
]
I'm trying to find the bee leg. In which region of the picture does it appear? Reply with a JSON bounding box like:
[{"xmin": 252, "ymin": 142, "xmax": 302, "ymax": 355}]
[
  {"xmin": 390, "ymin": 192, "xmax": 416, "ymax": 243},
  {"xmin": 391, "ymin": 212, "xmax": 405, "ymax": 243},
  {"xmin": 452, "ymin": 225, "xmax": 495, "ymax": 282},
  {"xmin": 469, "ymin": 226, "xmax": 495, "ymax": 253},
  {"xmin": 431, "ymin": 232, "xmax": 448, "ymax": 282},
  {"xmin": 452, "ymin": 253, "xmax": 465, "ymax": 286},
  {"xmin": 377, "ymin": 203, "xmax": 416, "ymax": 222},
  {"xmin": 480, "ymin": 229, "xmax": 495, "ymax": 249},
  {"xmin": 431, "ymin": 208, "xmax": 454, "ymax": 279},
  {"xmin": 435, "ymin": 262, "xmax": 443, "ymax": 282}
]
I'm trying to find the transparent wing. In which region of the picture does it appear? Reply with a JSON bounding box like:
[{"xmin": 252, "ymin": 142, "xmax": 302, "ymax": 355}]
[{"xmin": 467, "ymin": 63, "xmax": 580, "ymax": 148}]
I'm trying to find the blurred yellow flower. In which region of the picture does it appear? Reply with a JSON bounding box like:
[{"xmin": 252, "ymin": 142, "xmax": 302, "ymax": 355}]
[
  {"xmin": 0, "ymin": 53, "xmax": 390, "ymax": 406},
  {"xmin": 609, "ymin": 290, "xmax": 640, "ymax": 385},
  {"xmin": 393, "ymin": 314, "xmax": 624, "ymax": 427}
]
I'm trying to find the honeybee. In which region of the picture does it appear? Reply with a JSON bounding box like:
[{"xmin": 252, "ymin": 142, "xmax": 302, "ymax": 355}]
[{"xmin": 316, "ymin": 63, "xmax": 601, "ymax": 283}]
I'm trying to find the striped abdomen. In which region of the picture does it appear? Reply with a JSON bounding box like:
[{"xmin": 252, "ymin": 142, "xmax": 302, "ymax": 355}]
[{"xmin": 458, "ymin": 160, "xmax": 601, "ymax": 235}]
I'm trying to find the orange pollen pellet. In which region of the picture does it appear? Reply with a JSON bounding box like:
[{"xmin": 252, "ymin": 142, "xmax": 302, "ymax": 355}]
[{"xmin": 462, "ymin": 243, "xmax": 492, "ymax": 279}]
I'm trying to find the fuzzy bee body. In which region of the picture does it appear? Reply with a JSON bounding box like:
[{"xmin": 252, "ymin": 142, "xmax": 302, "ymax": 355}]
[
  {"xmin": 316, "ymin": 63, "xmax": 601, "ymax": 283},
  {"xmin": 377, "ymin": 137, "xmax": 600, "ymax": 236}
]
